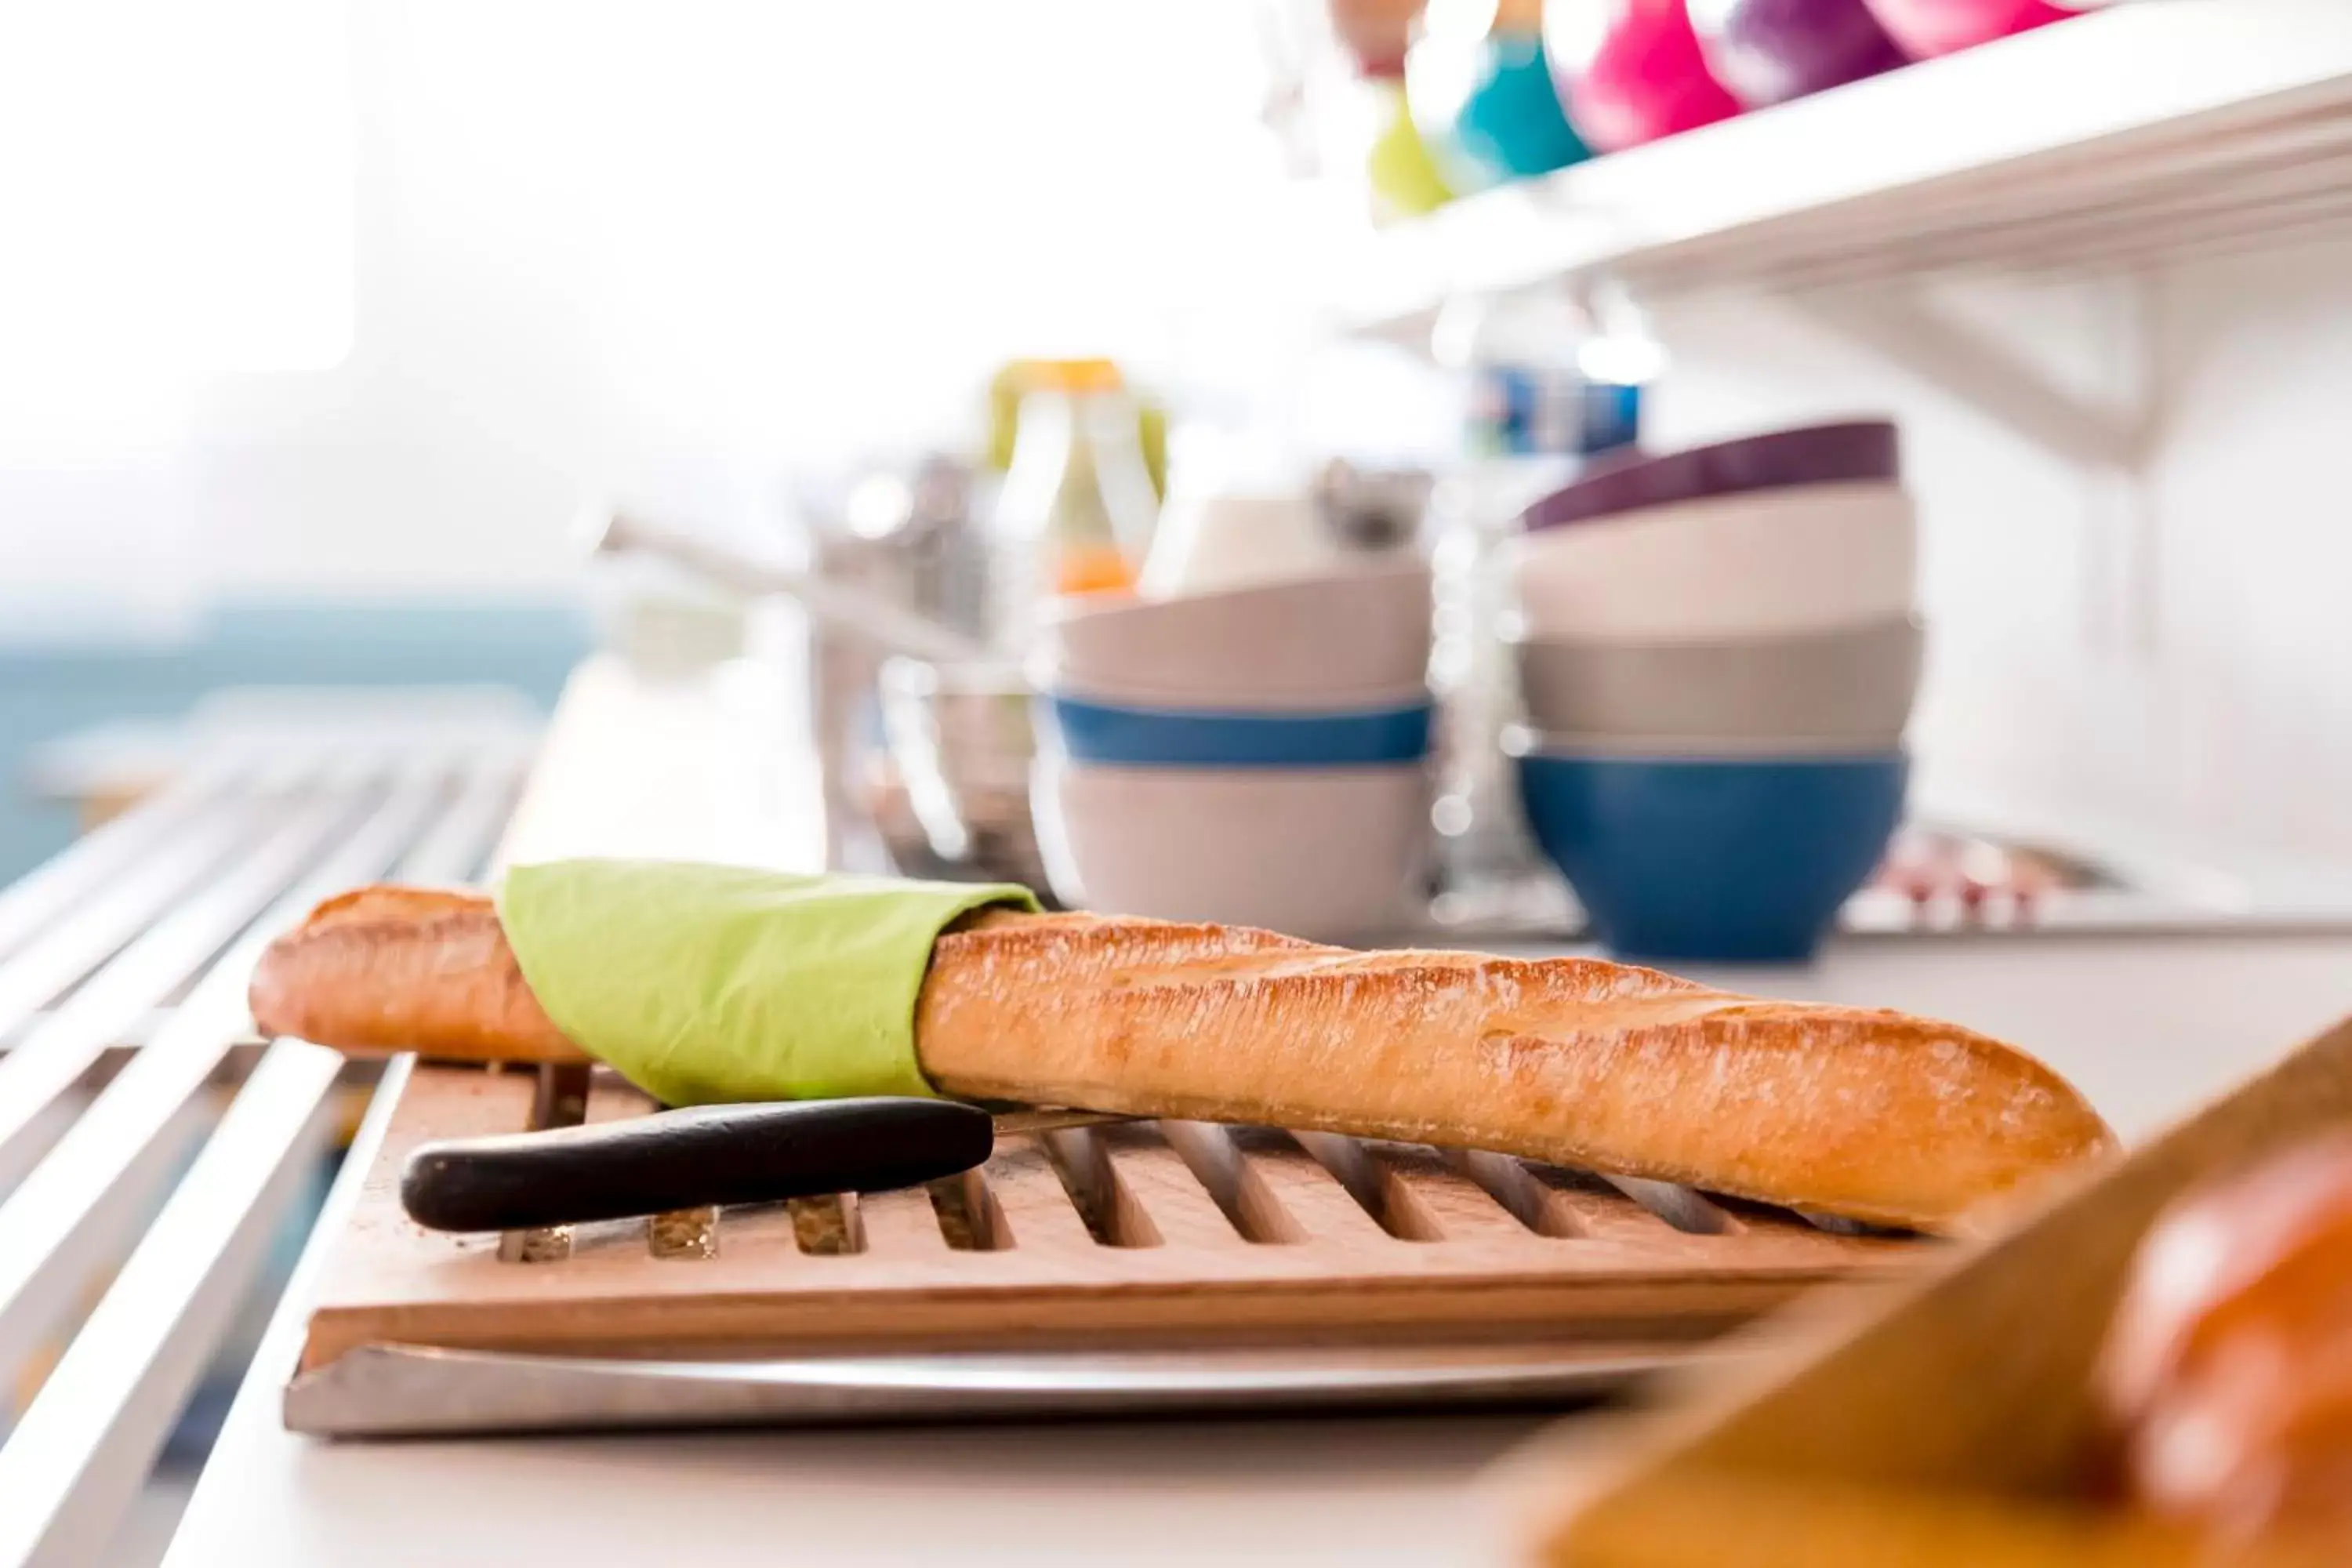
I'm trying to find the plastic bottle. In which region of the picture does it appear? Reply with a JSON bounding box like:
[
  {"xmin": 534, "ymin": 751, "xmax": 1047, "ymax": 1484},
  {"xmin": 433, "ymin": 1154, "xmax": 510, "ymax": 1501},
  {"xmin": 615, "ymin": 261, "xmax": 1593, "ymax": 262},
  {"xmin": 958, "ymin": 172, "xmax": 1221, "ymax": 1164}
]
[{"xmin": 985, "ymin": 359, "xmax": 1160, "ymax": 655}]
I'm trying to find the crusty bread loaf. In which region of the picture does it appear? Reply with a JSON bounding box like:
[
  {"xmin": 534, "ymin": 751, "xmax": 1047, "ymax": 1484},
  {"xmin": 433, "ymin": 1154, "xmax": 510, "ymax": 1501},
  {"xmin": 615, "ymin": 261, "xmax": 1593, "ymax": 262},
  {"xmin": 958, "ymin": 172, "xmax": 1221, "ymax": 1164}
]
[
  {"xmin": 249, "ymin": 887, "xmax": 2116, "ymax": 1232},
  {"xmin": 249, "ymin": 886, "xmax": 584, "ymax": 1065},
  {"xmin": 915, "ymin": 913, "xmax": 2114, "ymax": 1233},
  {"xmin": 2103, "ymin": 1134, "xmax": 2352, "ymax": 1537}
]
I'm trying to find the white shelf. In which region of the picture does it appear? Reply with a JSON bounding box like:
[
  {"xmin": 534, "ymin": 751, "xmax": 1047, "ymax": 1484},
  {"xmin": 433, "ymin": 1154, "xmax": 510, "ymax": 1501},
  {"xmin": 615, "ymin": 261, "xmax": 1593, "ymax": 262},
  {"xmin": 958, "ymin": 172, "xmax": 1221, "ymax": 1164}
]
[{"xmin": 1342, "ymin": 0, "xmax": 2352, "ymax": 332}]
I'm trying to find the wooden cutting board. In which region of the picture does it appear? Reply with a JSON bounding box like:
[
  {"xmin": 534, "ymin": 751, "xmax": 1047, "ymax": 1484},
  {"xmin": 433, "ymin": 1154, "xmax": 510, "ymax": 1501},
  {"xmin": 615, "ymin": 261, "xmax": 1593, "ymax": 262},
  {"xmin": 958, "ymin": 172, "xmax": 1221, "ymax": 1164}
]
[{"xmin": 299, "ymin": 1060, "xmax": 1916, "ymax": 1373}]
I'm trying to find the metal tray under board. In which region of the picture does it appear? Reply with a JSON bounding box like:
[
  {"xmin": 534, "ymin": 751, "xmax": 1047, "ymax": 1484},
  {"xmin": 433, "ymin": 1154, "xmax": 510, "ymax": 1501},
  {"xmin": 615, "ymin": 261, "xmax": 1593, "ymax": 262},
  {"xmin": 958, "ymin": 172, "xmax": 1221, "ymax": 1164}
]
[{"xmin": 285, "ymin": 1339, "xmax": 1709, "ymax": 1438}]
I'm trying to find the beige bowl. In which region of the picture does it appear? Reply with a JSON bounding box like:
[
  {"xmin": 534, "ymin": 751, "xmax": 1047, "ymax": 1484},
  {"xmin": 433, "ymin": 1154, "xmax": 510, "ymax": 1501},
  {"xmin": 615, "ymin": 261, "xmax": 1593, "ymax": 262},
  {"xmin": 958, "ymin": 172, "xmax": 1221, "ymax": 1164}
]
[
  {"xmin": 1036, "ymin": 561, "xmax": 1433, "ymax": 711},
  {"xmin": 1510, "ymin": 481, "xmax": 1915, "ymax": 644},
  {"xmin": 1033, "ymin": 760, "xmax": 1431, "ymax": 941},
  {"xmin": 1515, "ymin": 618, "xmax": 1922, "ymax": 744}
]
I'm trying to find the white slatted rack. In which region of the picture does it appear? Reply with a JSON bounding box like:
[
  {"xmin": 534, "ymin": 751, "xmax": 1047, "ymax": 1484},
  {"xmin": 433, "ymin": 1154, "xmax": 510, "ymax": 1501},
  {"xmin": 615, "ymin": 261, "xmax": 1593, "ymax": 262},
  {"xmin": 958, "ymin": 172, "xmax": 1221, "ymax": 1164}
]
[{"xmin": 0, "ymin": 724, "xmax": 529, "ymax": 1568}]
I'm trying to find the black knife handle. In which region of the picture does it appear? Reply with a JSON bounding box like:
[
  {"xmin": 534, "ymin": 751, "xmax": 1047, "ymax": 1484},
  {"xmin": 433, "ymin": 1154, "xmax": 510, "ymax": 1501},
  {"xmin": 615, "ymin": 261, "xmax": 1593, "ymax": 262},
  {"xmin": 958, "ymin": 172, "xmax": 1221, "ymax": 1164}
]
[{"xmin": 400, "ymin": 1097, "xmax": 996, "ymax": 1232}]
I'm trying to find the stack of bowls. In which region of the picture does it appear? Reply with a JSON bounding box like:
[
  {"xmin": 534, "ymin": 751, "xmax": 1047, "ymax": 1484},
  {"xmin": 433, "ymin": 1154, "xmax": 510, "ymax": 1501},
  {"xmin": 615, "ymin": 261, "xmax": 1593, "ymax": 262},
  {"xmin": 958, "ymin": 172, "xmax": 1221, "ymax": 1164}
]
[
  {"xmin": 1508, "ymin": 421, "xmax": 1918, "ymax": 962},
  {"xmin": 1032, "ymin": 561, "xmax": 1436, "ymax": 941}
]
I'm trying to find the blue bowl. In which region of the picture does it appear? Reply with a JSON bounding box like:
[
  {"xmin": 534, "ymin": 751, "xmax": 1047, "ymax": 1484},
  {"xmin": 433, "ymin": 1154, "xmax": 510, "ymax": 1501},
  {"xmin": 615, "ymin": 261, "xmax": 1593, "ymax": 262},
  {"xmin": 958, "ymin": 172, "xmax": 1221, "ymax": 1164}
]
[
  {"xmin": 1517, "ymin": 749, "xmax": 1907, "ymax": 964},
  {"xmin": 1042, "ymin": 694, "xmax": 1435, "ymax": 769}
]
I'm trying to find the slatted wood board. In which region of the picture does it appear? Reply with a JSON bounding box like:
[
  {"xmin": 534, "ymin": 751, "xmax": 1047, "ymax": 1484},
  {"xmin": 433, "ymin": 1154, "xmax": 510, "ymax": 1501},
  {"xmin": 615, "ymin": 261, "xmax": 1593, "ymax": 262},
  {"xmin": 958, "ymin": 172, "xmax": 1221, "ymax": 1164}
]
[{"xmin": 299, "ymin": 1062, "xmax": 1918, "ymax": 1374}]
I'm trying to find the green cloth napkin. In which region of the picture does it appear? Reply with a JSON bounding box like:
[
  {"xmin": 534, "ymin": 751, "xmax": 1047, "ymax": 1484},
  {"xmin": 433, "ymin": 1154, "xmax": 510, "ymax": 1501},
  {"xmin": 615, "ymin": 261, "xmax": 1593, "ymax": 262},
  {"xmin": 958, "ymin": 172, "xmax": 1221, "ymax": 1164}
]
[{"xmin": 497, "ymin": 860, "xmax": 1039, "ymax": 1107}]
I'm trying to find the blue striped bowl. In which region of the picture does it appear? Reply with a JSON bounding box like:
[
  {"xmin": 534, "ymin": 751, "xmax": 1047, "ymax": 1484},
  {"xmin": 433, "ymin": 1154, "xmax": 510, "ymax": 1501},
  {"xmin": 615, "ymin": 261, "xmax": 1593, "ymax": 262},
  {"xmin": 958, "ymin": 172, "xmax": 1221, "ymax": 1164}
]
[{"xmin": 1040, "ymin": 694, "xmax": 1436, "ymax": 770}]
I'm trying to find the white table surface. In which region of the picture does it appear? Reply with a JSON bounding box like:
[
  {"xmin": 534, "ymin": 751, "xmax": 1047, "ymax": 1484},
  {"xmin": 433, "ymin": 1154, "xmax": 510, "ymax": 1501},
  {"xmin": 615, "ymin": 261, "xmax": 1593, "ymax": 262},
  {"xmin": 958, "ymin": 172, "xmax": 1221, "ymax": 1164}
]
[
  {"xmin": 164, "ymin": 662, "xmax": 2352, "ymax": 1566},
  {"xmin": 166, "ymin": 931, "xmax": 2352, "ymax": 1568}
]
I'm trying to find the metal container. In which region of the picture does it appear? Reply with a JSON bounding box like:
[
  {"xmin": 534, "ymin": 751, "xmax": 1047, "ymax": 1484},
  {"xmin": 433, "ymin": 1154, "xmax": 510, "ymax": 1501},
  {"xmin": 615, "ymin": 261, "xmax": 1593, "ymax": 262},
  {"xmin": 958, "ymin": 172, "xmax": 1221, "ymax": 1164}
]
[{"xmin": 875, "ymin": 655, "xmax": 1047, "ymax": 888}]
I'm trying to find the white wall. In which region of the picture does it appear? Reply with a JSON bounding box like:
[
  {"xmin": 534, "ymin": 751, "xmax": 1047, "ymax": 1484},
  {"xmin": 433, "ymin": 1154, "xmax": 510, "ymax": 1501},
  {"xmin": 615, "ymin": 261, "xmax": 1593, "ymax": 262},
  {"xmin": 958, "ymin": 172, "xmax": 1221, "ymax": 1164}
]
[
  {"xmin": 6, "ymin": 0, "xmax": 1310, "ymax": 614},
  {"xmin": 1646, "ymin": 235, "xmax": 2352, "ymax": 866}
]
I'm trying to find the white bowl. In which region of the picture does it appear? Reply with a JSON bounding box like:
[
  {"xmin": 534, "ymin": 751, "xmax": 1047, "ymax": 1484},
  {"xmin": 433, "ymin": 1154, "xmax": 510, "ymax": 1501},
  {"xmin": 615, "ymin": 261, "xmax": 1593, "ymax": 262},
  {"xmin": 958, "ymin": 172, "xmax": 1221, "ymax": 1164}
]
[
  {"xmin": 1037, "ymin": 561, "xmax": 1433, "ymax": 710},
  {"xmin": 1034, "ymin": 759, "xmax": 1431, "ymax": 941},
  {"xmin": 1137, "ymin": 490, "xmax": 1345, "ymax": 599},
  {"xmin": 1510, "ymin": 481, "xmax": 1915, "ymax": 644}
]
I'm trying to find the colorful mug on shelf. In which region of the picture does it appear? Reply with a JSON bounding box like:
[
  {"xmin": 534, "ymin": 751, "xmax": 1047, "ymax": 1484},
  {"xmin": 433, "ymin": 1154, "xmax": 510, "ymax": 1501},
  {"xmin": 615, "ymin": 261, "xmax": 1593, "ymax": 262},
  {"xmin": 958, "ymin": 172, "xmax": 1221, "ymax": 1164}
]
[
  {"xmin": 1328, "ymin": 0, "xmax": 1431, "ymax": 74},
  {"xmin": 1366, "ymin": 75, "xmax": 1457, "ymax": 219},
  {"xmin": 1860, "ymin": 0, "xmax": 2080, "ymax": 57},
  {"xmin": 1686, "ymin": 0, "xmax": 1911, "ymax": 107},
  {"xmin": 1410, "ymin": 0, "xmax": 1591, "ymax": 190},
  {"xmin": 1543, "ymin": 0, "xmax": 1744, "ymax": 152}
]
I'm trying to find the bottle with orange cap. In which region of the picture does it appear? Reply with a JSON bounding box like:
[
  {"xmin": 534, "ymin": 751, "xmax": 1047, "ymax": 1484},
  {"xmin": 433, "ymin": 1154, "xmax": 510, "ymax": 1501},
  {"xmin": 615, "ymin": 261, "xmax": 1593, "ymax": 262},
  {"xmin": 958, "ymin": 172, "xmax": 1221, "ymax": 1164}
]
[{"xmin": 985, "ymin": 358, "xmax": 1162, "ymax": 653}]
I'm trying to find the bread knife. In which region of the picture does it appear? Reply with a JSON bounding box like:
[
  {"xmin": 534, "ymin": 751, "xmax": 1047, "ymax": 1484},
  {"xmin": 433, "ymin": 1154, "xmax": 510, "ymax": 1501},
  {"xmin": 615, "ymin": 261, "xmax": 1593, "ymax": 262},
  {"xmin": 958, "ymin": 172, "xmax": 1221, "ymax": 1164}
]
[{"xmin": 401, "ymin": 1097, "xmax": 1127, "ymax": 1232}]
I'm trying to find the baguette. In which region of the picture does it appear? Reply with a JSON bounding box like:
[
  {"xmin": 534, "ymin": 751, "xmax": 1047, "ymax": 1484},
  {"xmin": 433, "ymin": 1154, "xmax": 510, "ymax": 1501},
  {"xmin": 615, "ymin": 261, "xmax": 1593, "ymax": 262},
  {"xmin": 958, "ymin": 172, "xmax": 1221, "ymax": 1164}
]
[
  {"xmin": 248, "ymin": 887, "xmax": 583, "ymax": 1065},
  {"xmin": 249, "ymin": 887, "xmax": 2115, "ymax": 1232}
]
